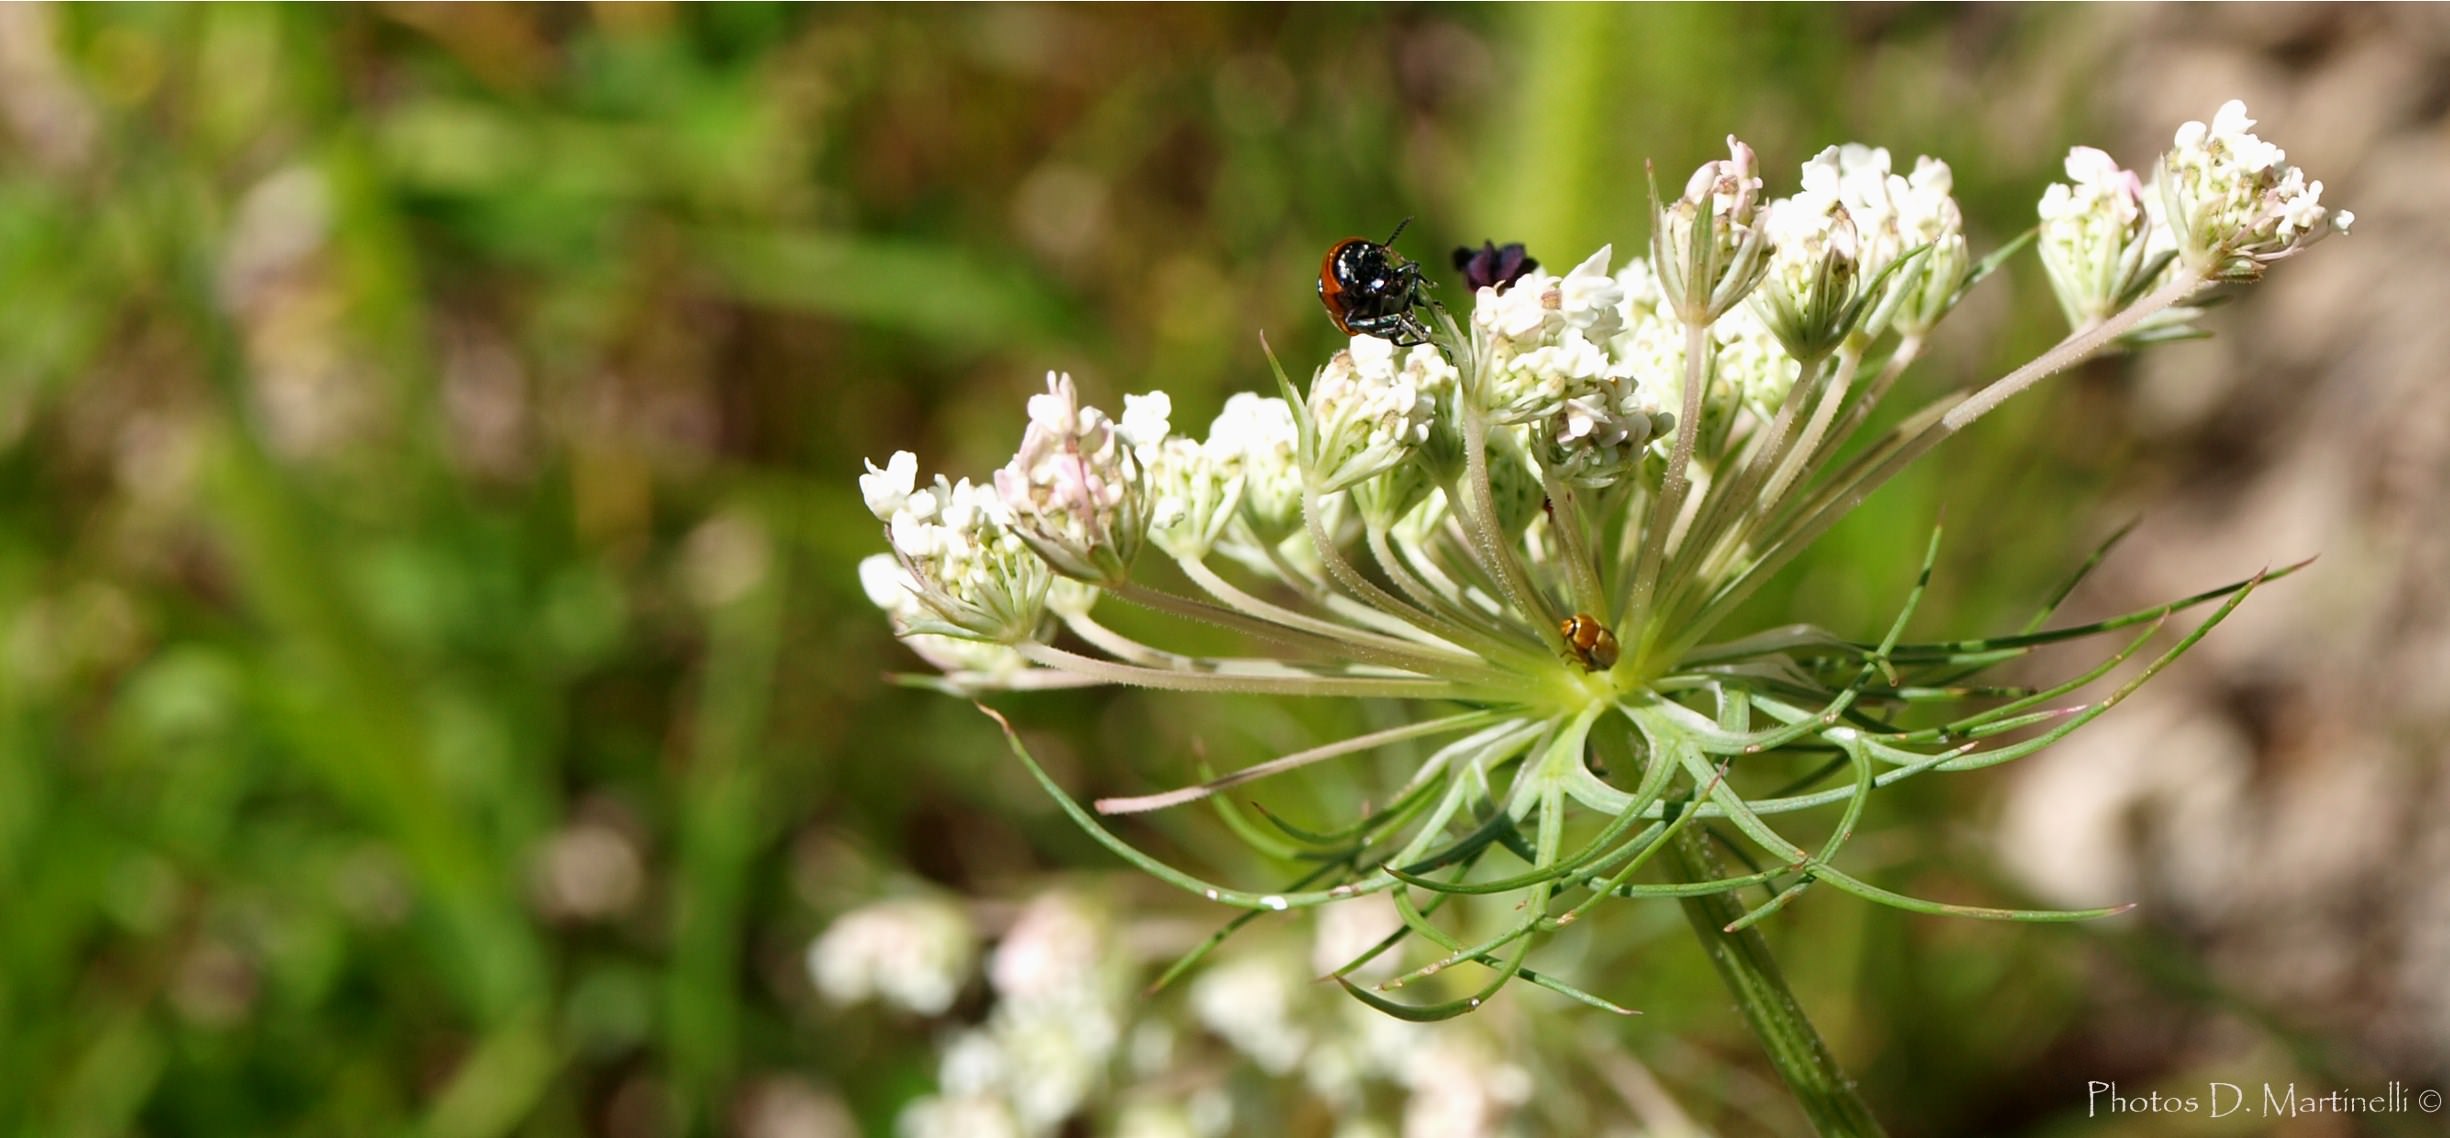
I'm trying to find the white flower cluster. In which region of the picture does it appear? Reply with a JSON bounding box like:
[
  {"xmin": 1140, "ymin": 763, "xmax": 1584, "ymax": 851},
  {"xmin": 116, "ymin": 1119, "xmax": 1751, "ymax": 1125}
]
[
  {"xmin": 995, "ymin": 372, "xmax": 1155, "ymax": 584},
  {"xmin": 1535, "ymin": 258, "xmax": 1673, "ymax": 488},
  {"xmin": 1483, "ymin": 249, "xmax": 1805, "ymax": 489},
  {"xmin": 855, "ymin": 106, "xmax": 2340, "ymax": 692},
  {"xmin": 1187, "ymin": 949, "xmax": 1312, "ymax": 1074},
  {"xmin": 1761, "ymin": 174, "xmax": 1859, "ymax": 289},
  {"xmin": 807, "ymin": 895, "xmax": 978, "ymax": 1016},
  {"xmin": 1472, "ymin": 249, "xmax": 1703, "ymax": 490},
  {"xmin": 858, "ymin": 552, "xmax": 1033, "ymax": 678},
  {"xmin": 897, "ymin": 1096, "xmax": 1025, "ymax": 1138},
  {"xmin": 2038, "ymin": 145, "xmax": 2155, "ymax": 328},
  {"xmin": 1308, "ymin": 335, "xmax": 1452, "ymax": 495},
  {"xmin": 1186, "ymin": 924, "xmax": 1533, "ymax": 1137},
  {"xmin": 1474, "ymin": 246, "xmax": 1628, "ymax": 427},
  {"xmin": 1393, "ymin": 1030, "xmax": 1536, "ymax": 1138},
  {"xmin": 1750, "ymin": 143, "xmax": 1969, "ymax": 358},
  {"xmin": 853, "ymin": 137, "xmax": 1975, "ymax": 652},
  {"xmin": 2159, "ymin": 99, "xmax": 2351, "ymax": 279},
  {"xmin": 1110, "ymin": 389, "xmax": 1254, "ymax": 564},
  {"xmin": 847, "ymin": 101, "xmax": 2357, "ymax": 1105},
  {"xmin": 2037, "ymin": 100, "xmax": 2351, "ymax": 324},
  {"xmin": 901, "ymin": 892, "xmax": 1138, "ymax": 1138},
  {"xmin": 1798, "ymin": 145, "xmax": 1969, "ymax": 337},
  {"xmin": 813, "ymin": 882, "xmax": 1536, "ymax": 1138},
  {"xmin": 1140, "ymin": 437, "xmax": 1236, "ymax": 561},
  {"xmin": 1204, "ymin": 391, "xmax": 1303, "ymax": 543},
  {"xmin": 862, "ymin": 451, "xmax": 1051, "ymax": 644},
  {"xmin": 1744, "ymin": 143, "xmax": 1969, "ymax": 355}
]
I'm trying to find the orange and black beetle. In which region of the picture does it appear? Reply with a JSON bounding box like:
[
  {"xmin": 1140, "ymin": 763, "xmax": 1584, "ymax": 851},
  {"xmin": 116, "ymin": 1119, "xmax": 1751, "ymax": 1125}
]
[
  {"xmin": 1559, "ymin": 613, "xmax": 1619, "ymax": 672},
  {"xmin": 1317, "ymin": 219, "xmax": 1432, "ymax": 346}
]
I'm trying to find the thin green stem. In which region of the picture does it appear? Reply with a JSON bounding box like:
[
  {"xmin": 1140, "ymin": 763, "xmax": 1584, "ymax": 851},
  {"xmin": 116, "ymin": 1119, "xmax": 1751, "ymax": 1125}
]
[
  {"xmin": 1940, "ymin": 267, "xmax": 2206, "ymax": 432},
  {"xmin": 1170, "ymin": 556, "xmax": 1480, "ymax": 663},
  {"xmin": 1302, "ymin": 483, "xmax": 1501, "ymax": 655},
  {"xmin": 1365, "ymin": 526, "xmax": 1549, "ymax": 666},
  {"xmin": 1625, "ymin": 317, "xmax": 1712, "ymax": 661},
  {"xmin": 1093, "ymin": 709, "xmax": 1502, "ymax": 815},
  {"xmin": 1667, "ymin": 824, "xmax": 1889, "ymax": 1138},
  {"xmin": 1813, "ymin": 335, "xmax": 1922, "ymax": 469},
  {"xmin": 1110, "ymin": 578, "xmax": 1481, "ymax": 679},
  {"xmin": 1668, "ymin": 266, "xmax": 2209, "ymax": 661},
  {"xmin": 1013, "ymin": 641, "xmax": 1492, "ymax": 700},
  {"xmin": 1755, "ymin": 347, "xmax": 1862, "ymax": 535},
  {"xmin": 1677, "ymin": 350, "xmax": 1832, "ymax": 597},
  {"xmin": 1536, "ymin": 472, "xmax": 1609, "ymax": 620},
  {"xmin": 1456, "ymin": 412, "xmax": 1561, "ymax": 642}
]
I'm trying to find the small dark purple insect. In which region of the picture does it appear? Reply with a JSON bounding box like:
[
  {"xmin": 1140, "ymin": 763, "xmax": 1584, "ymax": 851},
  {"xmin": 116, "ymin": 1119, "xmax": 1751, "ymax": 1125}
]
[{"xmin": 1452, "ymin": 241, "xmax": 1540, "ymax": 292}]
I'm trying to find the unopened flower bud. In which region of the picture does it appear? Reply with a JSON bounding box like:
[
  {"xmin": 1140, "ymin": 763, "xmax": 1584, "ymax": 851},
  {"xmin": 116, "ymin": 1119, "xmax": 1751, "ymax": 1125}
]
[{"xmin": 1653, "ymin": 135, "xmax": 1770, "ymax": 322}]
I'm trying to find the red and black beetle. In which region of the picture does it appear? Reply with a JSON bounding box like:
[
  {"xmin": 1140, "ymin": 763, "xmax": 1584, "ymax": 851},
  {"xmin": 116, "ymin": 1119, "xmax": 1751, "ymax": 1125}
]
[{"xmin": 1317, "ymin": 219, "xmax": 1432, "ymax": 346}]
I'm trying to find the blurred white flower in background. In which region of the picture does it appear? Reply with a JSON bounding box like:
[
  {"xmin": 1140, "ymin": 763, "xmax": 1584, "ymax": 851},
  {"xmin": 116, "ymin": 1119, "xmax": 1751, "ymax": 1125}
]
[{"xmin": 807, "ymin": 896, "xmax": 977, "ymax": 1016}]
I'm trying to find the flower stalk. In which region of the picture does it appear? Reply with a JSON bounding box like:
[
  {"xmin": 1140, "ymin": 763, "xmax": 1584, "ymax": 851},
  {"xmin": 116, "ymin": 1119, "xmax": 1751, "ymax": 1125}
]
[{"xmin": 1668, "ymin": 821, "xmax": 1890, "ymax": 1138}]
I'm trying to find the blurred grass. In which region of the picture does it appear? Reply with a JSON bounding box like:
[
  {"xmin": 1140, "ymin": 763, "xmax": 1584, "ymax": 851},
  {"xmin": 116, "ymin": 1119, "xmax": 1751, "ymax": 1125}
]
[{"xmin": 0, "ymin": 5, "xmax": 2378, "ymax": 1137}]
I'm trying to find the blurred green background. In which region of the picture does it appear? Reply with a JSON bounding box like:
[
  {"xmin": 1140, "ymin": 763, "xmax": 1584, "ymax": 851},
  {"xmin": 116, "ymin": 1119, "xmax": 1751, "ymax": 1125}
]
[{"xmin": 4, "ymin": 5, "xmax": 2440, "ymax": 1137}]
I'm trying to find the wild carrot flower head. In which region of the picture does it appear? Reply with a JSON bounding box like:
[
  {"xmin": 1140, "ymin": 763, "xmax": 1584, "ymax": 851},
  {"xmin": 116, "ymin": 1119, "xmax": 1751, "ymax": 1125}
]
[
  {"xmin": 1306, "ymin": 336, "xmax": 1450, "ymax": 495},
  {"xmin": 1799, "ymin": 145, "xmax": 1970, "ymax": 337},
  {"xmin": 2158, "ymin": 99, "xmax": 2352, "ymax": 281},
  {"xmin": 994, "ymin": 371, "xmax": 1154, "ymax": 585},
  {"xmin": 863, "ymin": 453, "xmax": 1050, "ymax": 645},
  {"xmin": 859, "ymin": 101, "xmax": 2344, "ymax": 1019},
  {"xmin": 2039, "ymin": 146, "xmax": 2156, "ymax": 329}
]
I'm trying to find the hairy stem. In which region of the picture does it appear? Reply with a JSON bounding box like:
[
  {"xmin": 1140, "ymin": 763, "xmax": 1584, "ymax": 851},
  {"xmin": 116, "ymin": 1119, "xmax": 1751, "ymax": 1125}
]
[
  {"xmin": 1457, "ymin": 409, "xmax": 1560, "ymax": 641},
  {"xmin": 1942, "ymin": 267, "xmax": 2205, "ymax": 431},
  {"xmin": 1670, "ymin": 266, "xmax": 2210, "ymax": 660},
  {"xmin": 1625, "ymin": 317, "xmax": 1714, "ymax": 661}
]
